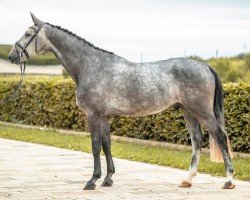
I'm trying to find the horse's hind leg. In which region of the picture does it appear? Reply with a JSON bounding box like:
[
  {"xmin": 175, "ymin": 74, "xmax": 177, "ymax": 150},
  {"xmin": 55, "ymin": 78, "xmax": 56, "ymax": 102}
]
[
  {"xmin": 199, "ymin": 115, "xmax": 235, "ymax": 189},
  {"xmin": 183, "ymin": 103, "xmax": 235, "ymax": 189},
  {"xmin": 179, "ymin": 106, "xmax": 203, "ymax": 188}
]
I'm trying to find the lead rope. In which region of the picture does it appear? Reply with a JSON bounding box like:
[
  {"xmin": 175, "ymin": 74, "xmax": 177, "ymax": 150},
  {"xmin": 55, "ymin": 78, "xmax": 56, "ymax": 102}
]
[{"xmin": 0, "ymin": 53, "xmax": 26, "ymax": 105}]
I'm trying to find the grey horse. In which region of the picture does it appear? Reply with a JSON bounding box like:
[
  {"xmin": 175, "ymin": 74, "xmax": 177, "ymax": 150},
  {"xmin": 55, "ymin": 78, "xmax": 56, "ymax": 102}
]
[{"xmin": 9, "ymin": 13, "xmax": 235, "ymax": 190}]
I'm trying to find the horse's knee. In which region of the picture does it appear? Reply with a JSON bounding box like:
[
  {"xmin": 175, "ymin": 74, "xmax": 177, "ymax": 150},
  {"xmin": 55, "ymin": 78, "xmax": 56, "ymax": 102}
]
[
  {"xmin": 92, "ymin": 146, "xmax": 101, "ymax": 156},
  {"xmin": 91, "ymin": 133, "xmax": 102, "ymax": 156},
  {"xmin": 92, "ymin": 138, "xmax": 102, "ymax": 156},
  {"xmin": 102, "ymin": 134, "xmax": 111, "ymax": 147}
]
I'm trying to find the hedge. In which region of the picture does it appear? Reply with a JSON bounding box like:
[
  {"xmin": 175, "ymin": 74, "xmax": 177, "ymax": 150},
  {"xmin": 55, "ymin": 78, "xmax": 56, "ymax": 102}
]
[{"xmin": 0, "ymin": 76, "xmax": 249, "ymax": 153}]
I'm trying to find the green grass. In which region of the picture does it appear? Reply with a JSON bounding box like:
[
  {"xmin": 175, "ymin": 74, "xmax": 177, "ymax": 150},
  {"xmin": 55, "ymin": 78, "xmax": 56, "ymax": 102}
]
[
  {"xmin": 0, "ymin": 45, "xmax": 59, "ymax": 65},
  {"xmin": 0, "ymin": 124, "xmax": 249, "ymax": 181}
]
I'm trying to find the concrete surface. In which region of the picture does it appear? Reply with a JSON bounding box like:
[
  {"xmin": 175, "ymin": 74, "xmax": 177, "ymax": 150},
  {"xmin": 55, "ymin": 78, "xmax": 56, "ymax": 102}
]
[{"xmin": 0, "ymin": 138, "xmax": 249, "ymax": 200}]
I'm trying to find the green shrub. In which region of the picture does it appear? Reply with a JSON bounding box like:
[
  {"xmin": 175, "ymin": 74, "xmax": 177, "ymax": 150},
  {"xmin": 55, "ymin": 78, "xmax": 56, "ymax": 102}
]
[
  {"xmin": 0, "ymin": 45, "xmax": 11, "ymax": 60},
  {"xmin": 207, "ymin": 57, "xmax": 250, "ymax": 83},
  {"xmin": 0, "ymin": 77, "xmax": 249, "ymax": 153},
  {"xmin": 0, "ymin": 76, "xmax": 86, "ymax": 130},
  {"xmin": 223, "ymin": 83, "xmax": 250, "ymax": 152}
]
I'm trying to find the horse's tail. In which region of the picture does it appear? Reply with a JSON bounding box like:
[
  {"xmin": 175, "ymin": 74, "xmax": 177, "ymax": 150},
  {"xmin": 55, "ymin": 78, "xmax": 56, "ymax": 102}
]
[{"xmin": 208, "ymin": 67, "xmax": 233, "ymax": 163}]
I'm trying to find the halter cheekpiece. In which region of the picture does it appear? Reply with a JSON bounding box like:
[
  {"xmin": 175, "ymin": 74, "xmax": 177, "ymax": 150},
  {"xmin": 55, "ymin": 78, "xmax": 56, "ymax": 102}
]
[{"xmin": 15, "ymin": 22, "xmax": 44, "ymax": 60}]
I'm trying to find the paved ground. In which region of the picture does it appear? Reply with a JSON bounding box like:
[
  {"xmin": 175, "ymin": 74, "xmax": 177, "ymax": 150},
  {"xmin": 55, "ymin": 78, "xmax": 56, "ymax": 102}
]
[
  {"xmin": 0, "ymin": 138, "xmax": 249, "ymax": 200},
  {"xmin": 0, "ymin": 59, "xmax": 62, "ymax": 75}
]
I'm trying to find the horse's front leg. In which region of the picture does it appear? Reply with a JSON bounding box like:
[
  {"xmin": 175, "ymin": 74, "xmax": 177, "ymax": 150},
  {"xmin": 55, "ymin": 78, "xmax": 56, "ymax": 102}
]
[
  {"xmin": 101, "ymin": 117, "xmax": 115, "ymax": 187},
  {"xmin": 83, "ymin": 113, "xmax": 103, "ymax": 190}
]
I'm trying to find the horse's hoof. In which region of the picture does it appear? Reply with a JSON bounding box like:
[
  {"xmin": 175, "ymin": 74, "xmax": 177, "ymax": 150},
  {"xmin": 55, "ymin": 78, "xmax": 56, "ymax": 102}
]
[
  {"xmin": 179, "ymin": 180, "xmax": 192, "ymax": 188},
  {"xmin": 101, "ymin": 178, "xmax": 113, "ymax": 187},
  {"xmin": 83, "ymin": 182, "xmax": 96, "ymax": 190},
  {"xmin": 222, "ymin": 181, "xmax": 235, "ymax": 189}
]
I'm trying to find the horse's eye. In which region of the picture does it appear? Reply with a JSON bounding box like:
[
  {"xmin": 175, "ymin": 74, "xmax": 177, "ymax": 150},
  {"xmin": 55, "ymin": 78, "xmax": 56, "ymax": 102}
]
[{"xmin": 25, "ymin": 32, "xmax": 31, "ymax": 37}]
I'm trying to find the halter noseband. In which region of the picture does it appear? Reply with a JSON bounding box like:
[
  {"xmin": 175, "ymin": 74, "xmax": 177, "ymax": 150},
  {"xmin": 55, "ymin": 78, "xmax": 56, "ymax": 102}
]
[{"xmin": 15, "ymin": 22, "xmax": 44, "ymax": 60}]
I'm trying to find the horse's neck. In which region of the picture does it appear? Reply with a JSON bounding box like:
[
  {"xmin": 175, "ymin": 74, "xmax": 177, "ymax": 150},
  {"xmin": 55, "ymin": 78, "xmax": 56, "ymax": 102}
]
[{"xmin": 46, "ymin": 26, "xmax": 95, "ymax": 84}]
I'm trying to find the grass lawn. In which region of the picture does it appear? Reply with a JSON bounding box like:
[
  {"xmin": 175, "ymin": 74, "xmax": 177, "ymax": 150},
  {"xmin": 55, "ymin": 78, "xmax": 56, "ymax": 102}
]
[{"xmin": 0, "ymin": 124, "xmax": 249, "ymax": 181}]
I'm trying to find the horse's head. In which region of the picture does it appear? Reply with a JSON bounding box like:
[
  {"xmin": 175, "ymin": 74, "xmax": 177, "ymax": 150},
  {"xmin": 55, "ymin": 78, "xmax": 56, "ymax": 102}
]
[{"xmin": 8, "ymin": 13, "xmax": 46, "ymax": 64}]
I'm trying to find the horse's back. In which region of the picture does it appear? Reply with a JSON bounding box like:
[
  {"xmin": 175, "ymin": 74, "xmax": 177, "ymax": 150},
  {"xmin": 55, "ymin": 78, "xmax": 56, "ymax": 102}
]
[
  {"xmin": 134, "ymin": 57, "xmax": 215, "ymax": 95},
  {"xmin": 161, "ymin": 58, "xmax": 215, "ymax": 86}
]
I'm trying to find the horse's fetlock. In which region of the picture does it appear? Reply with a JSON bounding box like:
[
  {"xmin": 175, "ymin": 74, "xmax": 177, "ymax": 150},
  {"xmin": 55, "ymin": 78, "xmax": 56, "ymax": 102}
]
[
  {"xmin": 108, "ymin": 167, "xmax": 115, "ymax": 174},
  {"xmin": 189, "ymin": 168, "xmax": 197, "ymax": 176},
  {"xmin": 228, "ymin": 167, "xmax": 234, "ymax": 175},
  {"xmin": 93, "ymin": 170, "xmax": 102, "ymax": 178}
]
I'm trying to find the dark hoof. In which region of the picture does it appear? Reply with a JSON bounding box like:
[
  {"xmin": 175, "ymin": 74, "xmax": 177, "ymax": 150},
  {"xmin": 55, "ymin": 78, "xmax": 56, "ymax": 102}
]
[
  {"xmin": 83, "ymin": 181, "xmax": 96, "ymax": 190},
  {"xmin": 222, "ymin": 181, "xmax": 235, "ymax": 189},
  {"xmin": 101, "ymin": 178, "xmax": 113, "ymax": 187},
  {"xmin": 179, "ymin": 180, "xmax": 192, "ymax": 188}
]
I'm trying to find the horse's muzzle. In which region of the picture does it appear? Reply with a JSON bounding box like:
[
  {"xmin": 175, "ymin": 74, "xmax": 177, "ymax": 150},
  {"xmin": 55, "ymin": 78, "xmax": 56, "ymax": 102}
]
[{"xmin": 8, "ymin": 53, "xmax": 21, "ymax": 64}]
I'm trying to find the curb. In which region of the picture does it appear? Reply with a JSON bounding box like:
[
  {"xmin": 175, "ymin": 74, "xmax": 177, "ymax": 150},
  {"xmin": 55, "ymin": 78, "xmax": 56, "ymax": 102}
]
[{"xmin": 0, "ymin": 121, "xmax": 249, "ymax": 158}]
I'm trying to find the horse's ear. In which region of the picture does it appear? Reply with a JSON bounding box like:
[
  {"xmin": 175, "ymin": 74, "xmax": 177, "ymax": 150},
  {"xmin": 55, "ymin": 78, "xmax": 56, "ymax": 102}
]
[{"xmin": 30, "ymin": 12, "xmax": 41, "ymax": 25}]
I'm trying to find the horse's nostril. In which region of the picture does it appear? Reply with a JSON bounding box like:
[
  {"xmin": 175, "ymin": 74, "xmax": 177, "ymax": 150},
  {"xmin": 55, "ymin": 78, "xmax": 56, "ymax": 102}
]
[{"xmin": 8, "ymin": 55, "xmax": 12, "ymax": 60}]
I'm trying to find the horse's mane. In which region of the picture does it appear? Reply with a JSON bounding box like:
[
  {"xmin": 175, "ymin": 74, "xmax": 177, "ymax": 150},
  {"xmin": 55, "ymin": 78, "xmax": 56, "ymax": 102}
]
[{"xmin": 45, "ymin": 22, "xmax": 114, "ymax": 55}]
